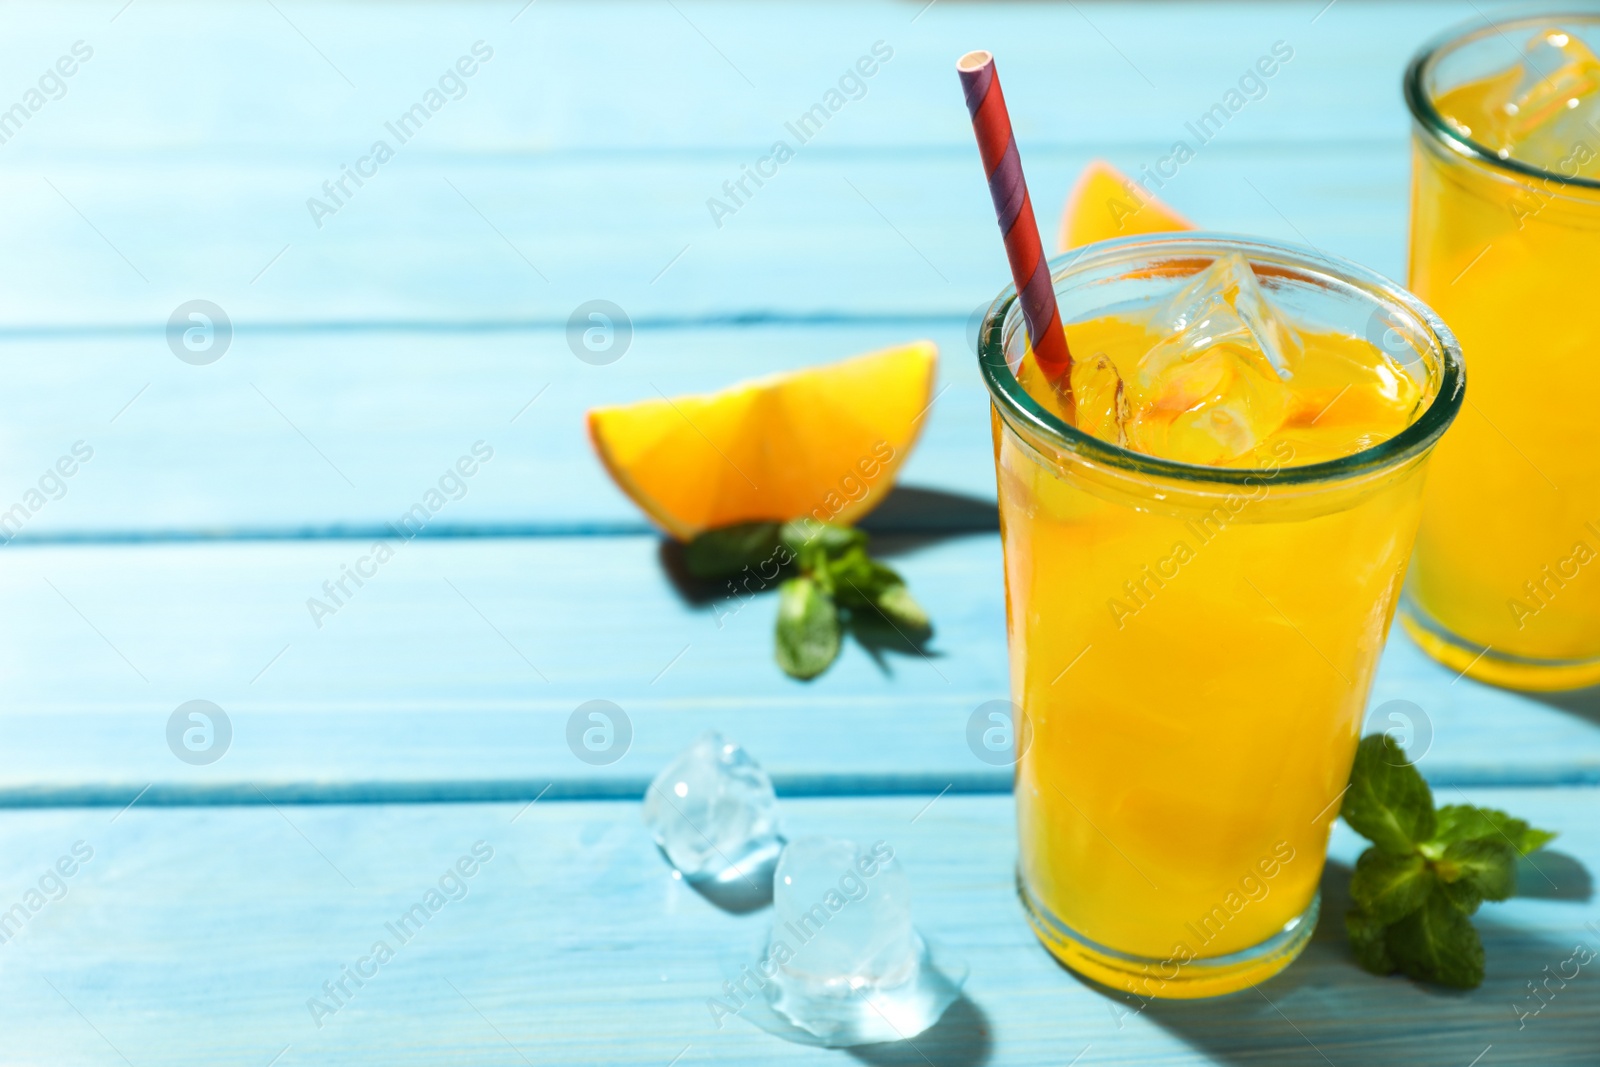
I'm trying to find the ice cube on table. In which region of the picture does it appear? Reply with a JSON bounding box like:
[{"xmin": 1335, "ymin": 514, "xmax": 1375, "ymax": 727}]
[
  {"xmin": 642, "ymin": 731, "xmax": 783, "ymax": 883},
  {"xmin": 774, "ymin": 837, "xmax": 918, "ymax": 985},
  {"xmin": 1126, "ymin": 252, "xmax": 1299, "ymax": 464},
  {"xmin": 757, "ymin": 836, "xmax": 965, "ymax": 1047}
]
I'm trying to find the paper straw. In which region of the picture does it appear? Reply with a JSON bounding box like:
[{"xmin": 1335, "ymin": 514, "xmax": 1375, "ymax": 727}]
[{"xmin": 957, "ymin": 50, "xmax": 1072, "ymax": 385}]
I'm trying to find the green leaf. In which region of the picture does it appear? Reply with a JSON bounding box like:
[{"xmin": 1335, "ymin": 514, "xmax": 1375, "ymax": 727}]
[
  {"xmin": 1350, "ymin": 847, "xmax": 1433, "ymax": 924},
  {"xmin": 682, "ymin": 522, "xmax": 782, "ymax": 580},
  {"xmin": 1345, "ymin": 907, "xmax": 1395, "ymax": 975},
  {"xmin": 779, "ymin": 518, "xmax": 865, "ymax": 565},
  {"xmin": 1385, "ymin": 888, "xmax": 1485, "ymax": 989},
  {"xmin": 1434, "ymin": 838, "xmax": 1517, "ymax": 913},
  {"xmin": 1517, "ymin": 827, "xmax": 1559, "ymax": 855},
  {"xmin": 1342, "ymin": 764, "xmax": 1552, "ymax": 988},
  {"xmin": 1341, "ymin": 733, "xmax": 1435, "ymax": 855},
  {"xmin": 826, "ymin": 546, "xmax": 904, "ymax": 607},
  {"xmin": 1430, "ymin": 804, "xmax": 1556, "ymax": 857},
  {"xmin": 774, "ymin": 577, "xmax": 841, "ymax": 680},
  {"xmin": 871, "ymin": 584, "xmax": 932, "ymax": 639}
]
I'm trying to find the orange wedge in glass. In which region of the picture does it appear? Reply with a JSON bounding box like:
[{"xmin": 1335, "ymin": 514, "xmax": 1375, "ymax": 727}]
[
  {"xmin": 586, "ymin": 341, "xmax": 938, "ymax": 540},
  {"xmin": 1059, "ymin": 160, "xmax": 1195, "ymax": 251}
]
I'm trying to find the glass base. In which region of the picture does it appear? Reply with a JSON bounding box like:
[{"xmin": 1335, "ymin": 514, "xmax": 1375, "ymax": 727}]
[
  {"xmin": 1400, "ymin": 597, "xmax": 1600, "ymax": 692},
  {"xmin": 1018, "ymin": 873, "xmax": 1318, "ymax": 999}
]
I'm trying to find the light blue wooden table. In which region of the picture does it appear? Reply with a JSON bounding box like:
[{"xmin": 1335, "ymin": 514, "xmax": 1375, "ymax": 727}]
[{"xmin": 1, "ymin": 1, "xmax": 1596, "ymax": 1063}]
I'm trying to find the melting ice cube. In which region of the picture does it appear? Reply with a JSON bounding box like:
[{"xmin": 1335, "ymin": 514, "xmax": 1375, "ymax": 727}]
[
  {"xmin": 1125, "ymin": 253, "xmax": 1299, "ymax": 464},
  {"xmin": 1070, "ymin": 351, "xmax": 1131, "ymax": 447},
  {"xmin": 1446, "ymin": 28, "xmax": 1600, "ymax": 174},
  {"xmin": 757, "ymin": 836, "xmax": 965, "ymax": 1047},
  {"xmin": 773, "ymin": 837, "xmax": 918, "ymax": 984},
  {"xmin": 1142, "ymin": 251, "xmax": 1301, "ymax": 381},
  {"xmin": 642, "ymin": 731, "xmax": 783, "ymax": 884}
]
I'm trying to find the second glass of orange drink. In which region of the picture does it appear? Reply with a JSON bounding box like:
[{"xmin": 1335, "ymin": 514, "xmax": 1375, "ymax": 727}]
[
  {"xmin": 980, "ymin": 235, "xmax": 1463, "ymax": 996},
  {"xmin": 1403, "ymin": 14, "xmax": 1600, "ymax": 689}
]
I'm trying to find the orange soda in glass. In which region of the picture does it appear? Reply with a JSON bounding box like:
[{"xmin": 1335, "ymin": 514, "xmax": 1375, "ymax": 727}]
[
  {"xmin": 979, "ymin": 235, "xmax": 1463, "ymax": 996},
  {"xmin": 1402, "ymin": 15, "xmax": 1600, "ymax": 689}
]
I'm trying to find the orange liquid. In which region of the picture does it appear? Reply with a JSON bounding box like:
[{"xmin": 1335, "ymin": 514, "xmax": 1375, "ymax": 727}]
[
  {"xmin": 1000, "ymin": 313, "xmax": 1429, "ymax": 996},
  {"xmin": 1404, "ymin": 46, "xmax": 1600, "ymax": 687}
]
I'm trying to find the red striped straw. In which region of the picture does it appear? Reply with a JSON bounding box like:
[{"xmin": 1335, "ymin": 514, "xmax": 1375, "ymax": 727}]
[{"xmin": 957, "ymin": 50, "xmax": 1073, "ymax": 387}]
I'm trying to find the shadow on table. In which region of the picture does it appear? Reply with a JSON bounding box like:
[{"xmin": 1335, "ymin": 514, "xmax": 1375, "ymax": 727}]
[
  {"xmin": 1387, "ymin": 625, "xmax": 1600, "ymax": 733},
  {"xmin": 1518, "ymin": 848, "xmax": 1593, "ymax": 901},
  {"xmin": 1087, "ymin": 855, "xmax": 1600, "ymax": 1066},
  {"xmin": 857, "ymin": 486, "xmax": 1000, "ymax": 539},
  {"xmin": 655, "ymin": 484, "xmax": 1000, "ymax": 606},
  {"xmin": 848, "ymin": 994, "xmax": 993, "ymax": 1067},
  {"xmin": 1519, "ymin": 683, "xmax": 1600, "ymax": 731},
  {"xmin": 680, "ymin": 838, "xmax": 782, "ymax": 915}
]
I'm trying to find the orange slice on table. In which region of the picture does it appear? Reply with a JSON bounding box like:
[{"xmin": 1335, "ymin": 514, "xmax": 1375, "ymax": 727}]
[
  {"xmin": 587, "ymin": 341, "xmax": 938, "ymax": 540},
  {"xmin": 1059, "ymin": 159, "xmax": 1196, "ymax": 251}
]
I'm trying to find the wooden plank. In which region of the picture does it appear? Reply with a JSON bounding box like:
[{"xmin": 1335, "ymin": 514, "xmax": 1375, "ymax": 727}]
[
  {"xmin": 0, "ymin": 140, "xmax": 1417, "ymax": 537},
  {"xmin": 0, "ymin": 0, "xmax": 1467, "ymax": 540},
  {"xmin": 0, "ymin": 787, "xmax": 1593, "ymax": 1064},
  {"xmin": 0, "ymin": 0, "xmax": 1479, "ymax": 329},
  {"xmin": 0, "ymin": 145, "xmax": 1409, "ymax": 330},
  {"xmin": 0, "ymin": 320, "xmax": 1001, "ymax": 537},
  {"xmin": 0, "ymin": 534, "xmax": 1594, "ymax": 799},
  {"xmin": 1, "ymin": 1, "xmax": 1476, "ymax": 154}
]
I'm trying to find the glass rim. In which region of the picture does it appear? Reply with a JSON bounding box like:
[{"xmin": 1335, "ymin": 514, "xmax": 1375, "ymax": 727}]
[
  {"xmin": 1404, "ymin": 12, "xmax": 1600, "ymax": 193},
  {"xmin": 978, "ymin": 232, "xmax": 1465, "ymax": 487}
]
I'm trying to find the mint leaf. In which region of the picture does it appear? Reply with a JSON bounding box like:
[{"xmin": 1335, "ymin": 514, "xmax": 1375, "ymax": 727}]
[
  {"xmin": 1350, "ymin": 848, "xmax": 1433, "ymax": 923},
  {"xmin": 1340, "ymin": 735, "xmax": 1554, "ymax": 990},
  {"xmin": 1346, "ymin": 907, "xmax": 1395, "ymax": 975},
  {"xmin": 871, "ymin": 583, "xmax": 932, "ymax": 639},
  {"xmin": 1435, "ymin": 838, "xmax": 1516, "ymax": 913},
  {"xmin": 683, "ymin": 522, "xmax": 782, "ymax": 579},
  {"xmin": 1427, "ymin": 804, "xmax": 1483, "ymax": 849},
  {"xmin": 1430, "ymin": 804, "xmax": 1556, "ymax": 857},
  {"xmin": 775, "ymin": 576, "xmax": 840, "ymax": 680},
  {"xmin": 1385, "ymin": 889, "xmax": 1485, "ymax": 989},
  {"xmin": 826, "ymin": 546, "xmax": 904, "ymax": 607},
  {"xmin": 1516, "ymin": 827, "xmax": 1559, "ymax": 856},
  {"xmin": 686, "ymin": 518, "xmax": 934, "ymax": 679},
  {"xmin": 876, "ymin": 585, "xmax": 928, "ymax": 633},
  {"xmin": 779, "ymin": 518, "xmax": 865, "ymax": 565},
  {"xmin": 1341, "ymin": 734, "xmax": 1435, "ymax": 855}
]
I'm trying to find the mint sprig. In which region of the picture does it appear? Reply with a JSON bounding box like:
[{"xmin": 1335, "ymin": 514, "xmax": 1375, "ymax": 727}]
[
  {"xmin": 1341, "ymin": 733, "xmax": 1555, "ymax": 989},
  {"xmin": 682, "ymin": 519, "xmax": 932, "ymax": 680},
  {"xmin": 774, "ymin": 575, "xmax": 840, "ymax": 680},
  {"xmin": 682, "ymin": 522, "xmax": 789, "ymax": 580}
]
